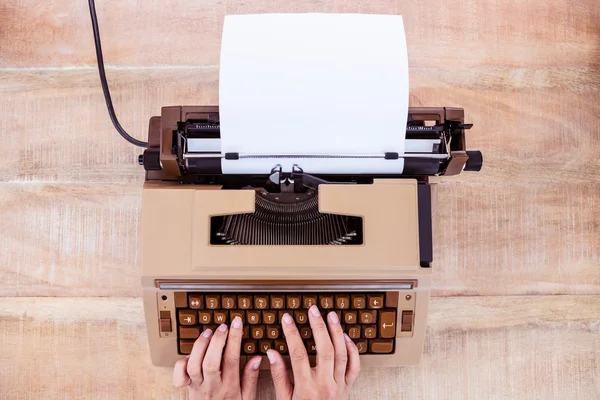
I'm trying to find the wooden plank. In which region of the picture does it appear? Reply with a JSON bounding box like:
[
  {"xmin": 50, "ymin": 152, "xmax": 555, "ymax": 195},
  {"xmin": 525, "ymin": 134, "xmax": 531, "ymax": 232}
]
[
  {"xmin": 1, "ymin": 0, "xmax": 599, "ymax": 68},
  {"xmin": 1, "ymin": 68, "xmax": 598, "ymax": 184},
  {"xmin": 0, "ymin": 296, "xmax": 598, "ymax": 399},
  {"xmin": 1, "ymin": 182, "xmax": 598, "ymax": 297},
  {"xmin": 433, "ymin": 182, "xmax": 600, "ymax": 295}
]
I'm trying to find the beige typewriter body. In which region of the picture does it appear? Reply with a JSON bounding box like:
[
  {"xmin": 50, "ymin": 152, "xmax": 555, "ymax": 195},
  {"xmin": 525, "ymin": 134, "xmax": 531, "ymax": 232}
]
[
  {"xmin": 140, "ymin": 105, "xmax": 479, "ymax": 368},
  {"xmin": 142, "ymin": 178, "xmax": 432, "ymax": 367}
]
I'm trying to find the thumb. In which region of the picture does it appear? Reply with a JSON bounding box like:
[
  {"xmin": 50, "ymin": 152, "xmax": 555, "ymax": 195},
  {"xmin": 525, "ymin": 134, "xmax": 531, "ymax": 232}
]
[
  {"xmin": 241, "ymin": 356, "xmax": 262, "ymax": 400},
  {"xmin": 267, "ymin": 350, "xmax": 293, "ymax": 400}
]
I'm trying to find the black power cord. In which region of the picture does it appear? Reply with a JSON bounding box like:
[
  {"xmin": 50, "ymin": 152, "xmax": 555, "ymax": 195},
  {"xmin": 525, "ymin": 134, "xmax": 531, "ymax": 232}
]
[{"xmin": 88, "ymin": 0, "xmax": 148, "ymax": 148}]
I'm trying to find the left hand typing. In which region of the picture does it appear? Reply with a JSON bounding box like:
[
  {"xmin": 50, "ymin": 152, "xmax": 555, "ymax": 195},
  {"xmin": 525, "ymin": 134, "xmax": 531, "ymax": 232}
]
[{"xmin": 172, "ymin": 317, "xmax": 262, "ymax": 400}]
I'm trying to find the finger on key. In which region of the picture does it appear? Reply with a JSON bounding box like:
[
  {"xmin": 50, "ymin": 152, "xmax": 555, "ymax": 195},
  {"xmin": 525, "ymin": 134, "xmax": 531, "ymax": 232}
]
[
  {"xmin": 222, "ymin": 316, "xmax": 244, "ymax": 384},
  {"xmin": 241, "ymin": 356, "xmax": 262, "ymax": 400},
  {"xmin": 308, "ymin": 305, "xmax": 335, "ymax": 375},
  {"xmin": 344, "ymin": 333, "xmax": 361, "ymax": 386},
  {"xmin": 267, "ymin": 349, "xmax": 293, "ymax": 400},
  {"xmin": 281, "ymin": 312, "xmax": 312, "ymax": 382},
  {"xmin": 186, "ymin": 328, "xmax": 213, "ymax": 384},
  {"xmin": 202, "ymin": 324, "xmax": 229, "ymax": 385},
  {"xmin": 172, "ymin": 357, "xmax": 191, "ymax": 388},
  {"xmin": 327, "ymin": 310, "xmax": 348, "ymax": 383}
]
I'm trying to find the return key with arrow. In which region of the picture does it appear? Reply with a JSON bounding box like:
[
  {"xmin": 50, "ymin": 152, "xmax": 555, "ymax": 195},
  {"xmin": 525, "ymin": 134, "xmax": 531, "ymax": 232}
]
[{"xmin": 378, "ymin": 310, "xmax": 397, "ymax": 338}]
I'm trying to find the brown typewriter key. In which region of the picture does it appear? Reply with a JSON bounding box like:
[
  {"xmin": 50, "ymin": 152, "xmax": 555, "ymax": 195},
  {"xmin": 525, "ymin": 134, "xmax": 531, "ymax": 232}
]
[
  {"xmin": 295, "ymin": 310, "xmax": 308, "ymax": 324},
  {"xmin": 179, "ymin": 327, "xmax": 200, "ymax": 339},
  {"xmin": 222, "ymin": 295, "xmax": 236, "ymax": 309},
  {"xmin": 369, "ymin": 339, "xmax": 394, "ymax": 354},
  {"xmin": 346, "ymin": 326, "xmax": 361, "ymax": 339},
  {"xmin": 274, "ymin": 339, "xmax": 288, "ymax": 354},
  {"xmin": 303, "ymin": 295, "xmax": 317, "ymax": 308},
  {"xmin": 214, "ymin": 310, "xmax": 228, "ymax": 324},
  {"xmin": 238, "ymin": 295, "xmax": 252, "ymax": 310},
  {"xmin": 335, "ymin": 295, "xmax": 350, "ymax": 309},
  {"xmin": 355, "ymin": 339, "xmax": 368, "ymax": 354},
  {"xmin": 359, "ymin": 310, "xmax": 377, "ymax": 324},
  {"xmin": 287, "ymin": 295, "xmax": 301, "ymax": 309},
  {"xmin": 243, "ymin": 340, "xmax": 257, "ymax": 354},
  {"xmin": 307, "ymin": 340, "xmax": 317, "ymax": 354},
  {"xmin": 351, "ymin": 295, "xmax": 366, "ymax": 309},
  {"xmin": 205, "ymin": 295, "xmax": 220, "ymax": 309},
  {"xmin": 300, "ymin": 327, "xmax": 312, "ymax": 339},
  {"xmin": 179, "ymin": 340, "xmax": 195, "ymax": 355},
  {"xmin": 189, "ymin": 296, "xmax": 203, "ymax": 309},
  {"xmin": 254, "ymin": 295, "xmax": 268, "ymax": 310},
  {"xmin": 174, "ymin": 292, "xmax": 188, "ymax": 308},
  {"xmin": 343, "ymin": 310, "xmax": 358, "ymax": 324},
  {"xmin": 263, "ymin": 311, "xmax": 277, "ymax": 325},
  {"xmin": 230, "ymin": 310, "xmax": 244, "ymax": 322},
  {"xmin": 379, "ymin": 310, "xmax": 397, "ymax": 338},
  {"xmin": 242, "ymin": 325, "xmax": 250, "ymax": 339},
  {"xmin": 178, "ymin": 310, "xmax": 197, "ymax": 326},
  {"xmin": 267, "ymin": 326, "xmax": 280, "ymax": 339},
  {"xmin": 271, "ymin": 295, "xmax": 285, "ymax": 309},
  {"xmin": 198, "ymin": 311, "xmax": 213, "ymax": 324},
  {"xmin": 367, "ymin": 294, "xmax": 384, "ymax": 309},
  {"xmin": 259, "ymin": 340, "xmax": 273, "ymax": 354},
  {"xmin": 204, "ymin": 325, "xmax": 218, "ymax": 333},
  {"xmin": 247, "ymin": 311, "xmax": 261, "ymax": 324},
  {"xmin": 251, "ymin": 325, "xmax": 265, "ymax": 339},
  {"xmin": 362, "ymin": 325, "xmax": 377, "ymax": 339},
  {"xmin": 319, "ymin": 295, "xmax": 334, "ymax": 309}
]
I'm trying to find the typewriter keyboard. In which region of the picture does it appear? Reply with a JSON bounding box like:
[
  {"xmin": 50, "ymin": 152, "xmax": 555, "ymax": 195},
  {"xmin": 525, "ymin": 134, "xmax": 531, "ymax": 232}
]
[{"xmin": 174, "ymin": 292, "xmax": 406, "ymax": 355}]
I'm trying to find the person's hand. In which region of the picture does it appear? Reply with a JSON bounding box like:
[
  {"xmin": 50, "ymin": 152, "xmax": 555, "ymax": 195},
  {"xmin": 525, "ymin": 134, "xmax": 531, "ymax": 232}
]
[
  {"xmin": 172, "ymin": 317, "xmax": 262, "ymax": 400},
  {"xmin": 266, "ymin": 305, "xmax": 361, "ymax": 400}
]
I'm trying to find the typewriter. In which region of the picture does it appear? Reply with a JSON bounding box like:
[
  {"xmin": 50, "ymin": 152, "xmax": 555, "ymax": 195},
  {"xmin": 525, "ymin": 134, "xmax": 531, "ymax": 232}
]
[
  {"xmin": 86, "ymin": 1, "xmax": 482, "ymax": 368},
  {"xmin": 138, "ymin": 106, "xmax": 483, "ymax": 367}
]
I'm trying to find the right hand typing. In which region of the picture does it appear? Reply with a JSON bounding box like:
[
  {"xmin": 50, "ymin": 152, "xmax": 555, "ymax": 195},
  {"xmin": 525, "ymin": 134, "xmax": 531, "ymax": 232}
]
[{"xmin": 266, "ymin": 305, "xmax": 361, "ymax": 400}]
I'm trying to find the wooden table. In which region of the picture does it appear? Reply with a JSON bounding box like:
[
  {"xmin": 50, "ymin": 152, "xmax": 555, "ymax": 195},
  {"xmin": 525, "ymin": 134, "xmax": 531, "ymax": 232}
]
[{"xmin": 1, "ymin": 1, "xmax": 598, "ymax": 399}]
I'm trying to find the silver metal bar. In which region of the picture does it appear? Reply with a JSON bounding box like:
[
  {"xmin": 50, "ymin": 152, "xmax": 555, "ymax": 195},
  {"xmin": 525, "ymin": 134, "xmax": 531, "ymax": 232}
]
[
  {"xmin": 183, "ymin": 153, "xmax": 448, "ymax": 160},
  {"xmin": 186, "ymin": 138, "xmax": 440, "ymax": 154},
  {"xmin": 159, "ymin": 283, "xmax": 414, "ymax": 291}
]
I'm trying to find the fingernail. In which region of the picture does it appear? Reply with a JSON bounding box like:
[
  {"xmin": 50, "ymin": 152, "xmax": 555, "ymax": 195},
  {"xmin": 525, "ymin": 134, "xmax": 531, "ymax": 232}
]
[
  {"xmin": 252, "ymin": 357, "xmax": 262, "ymax": 370},
  {"xmin": 185, "ymin": 355, "xmax": 190, "ymax": 359},
  {"xmin": 266, "ymin": 350, "xmax": 277, "ymax": 364},
  {"xmin": 344, "ymin": 333, "xmax": 352, "ymax": 343},
  {"xmin": 309, "ymin": 304, "xmax": 320, "ymax": 317},
  {"xmin": 232, "ymin": 316, "xmax": 242, "ymax": 329},
  {"xmin": 328, "ymin": 311, "xmax": 339, "ymax": 324},
  {"xmin": 218, "ymin": 323, "xmax": 228, "ymax": 332},
  {"xmin": 202, "ymin": 329, "xmax": 213, "ymax": 338},
  {"xmin": 282, "ymin": 313, "xmax": 293, "ymax": 325}
]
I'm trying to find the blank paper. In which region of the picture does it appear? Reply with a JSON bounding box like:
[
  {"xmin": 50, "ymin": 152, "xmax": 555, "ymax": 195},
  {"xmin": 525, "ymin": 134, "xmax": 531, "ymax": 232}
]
[{"xmin": 218, "ymin": 13, "xmax": 409, "ymax": 174}]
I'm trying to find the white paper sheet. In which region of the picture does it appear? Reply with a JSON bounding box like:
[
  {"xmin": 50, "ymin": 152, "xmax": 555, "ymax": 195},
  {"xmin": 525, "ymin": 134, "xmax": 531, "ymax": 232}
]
[{"xmin": 218, "ymin": 13, "xmax": 409, "ymax": 174}]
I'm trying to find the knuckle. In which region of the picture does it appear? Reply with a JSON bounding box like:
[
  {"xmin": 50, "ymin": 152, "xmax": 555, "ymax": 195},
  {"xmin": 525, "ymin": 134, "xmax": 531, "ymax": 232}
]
[
  {"xmin": 290, "ymin": 347, "xmax": 308, "ymax": 362},
  {"xmin": 202, "ymin": 359, "xmax": 219, "ymax": 373},
  {"xmin": 321, "ymin": 350, "xmax": 335, "ymax": 362},
  {"xmin": 244, "ymin": 369, "xmax": 259, "ymax": 384},
  {"xmin": 271, "ymin": 369, "xmax": 287, "ymax": 383},
  {"xmin": 223, "ymin": 353, "xmax": 240, "ymax": 366},
  {"xmin": 187, "ymin": 363, "xmax": 201, "ymax": 378},
  {"xmin": 312, "ymin": 319, "xmax": 327, "ymax": 331},
  {"xmin": 336, "ymin": 352, "xmax": 348, "ymax": 364}
]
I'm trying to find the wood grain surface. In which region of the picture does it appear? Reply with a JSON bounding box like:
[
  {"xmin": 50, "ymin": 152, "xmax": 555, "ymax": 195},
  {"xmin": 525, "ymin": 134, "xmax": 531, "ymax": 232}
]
[
  {"xmin": 1, "ymin": 296, "xmax": 598, "ymax": 400},
  {"xmin": 1, "ymin": 0, "xmax": 599, "ymax": 398}
]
